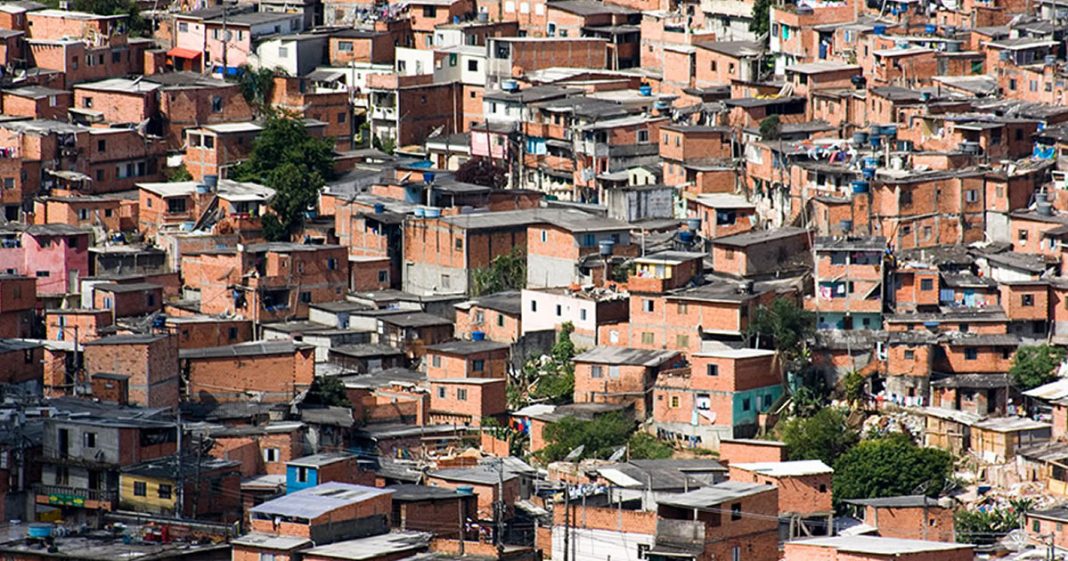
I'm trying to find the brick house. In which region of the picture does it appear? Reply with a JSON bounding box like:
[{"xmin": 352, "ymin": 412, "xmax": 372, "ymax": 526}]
[
  {"xmin": 1, "ymin": 86, "xmax": 71, "ymax": 121},
  {"xmin": 809, "ymin": 237, "xmax": 886, "ymax": 331},
  {"xmin": 144, "ymin": 72, "xmax": 255, "ymax": 149},
  {"xmin": 843, "ymin": 496, "xmax": 955, "ymax": 543},
  {"xmin": 247, "ymin": 482, "xmax": 393, "ymax": 542},
  {"xmin": 36, "ymin": 415, "xmax": 177, "ymax": 520},
  {"xmin": 163, "ymin": 314, "xmax": 254, "ymax": 349},
  {"xmin": 388, "ymin": 484, "xmax": 478, "ymax": 536},
  {"xmin": 92, "ymin": 282, "xmax": 163, "ymax": 319},
  {"xmin": 428, "ymin": 377, "xmax": 507, "ymax": 426},
  {"xmin": 181, "ymin": 242, "xmax": 347, "ymax": 323},
  {"xmin": 0, "ymin": 339, "xmax": 43, "ymax": 390},
  {"xmin": 573, "ymin": 346, "xmax": 683, "ymax": 420},
  {"xmin": 179, "ymin": 340, "xmax": 315, "ymax": 403},
  {"xmin": 0, "ymin": 274, "xmax": 35, "ymax": 338},
  {"xmin": 118, "ymin": 455, "xmax": 242, "ymax": 521},
  {"xmin": 205, "ymin": 421, "xmax": 307, "ymax": 478},
  {"xmin": 454, "ymin": 290, "xmax": 522, "ymax": 342},
  {"xmin": 45, "ymin": 308, "xmax": 113, "ymax": 342},
  {"xmin": 526, "ymin": 213, "xmax": 634, "ymax": 288},
  {"xmin": 367, "ymin": 73, "xmax": 462, "ymax": 149},
  {"xmin": 0, "ymin": 224, "xmax": 90, "ymax": 295},
  {"xmin": 72, "ymin": 78, "xmax": 160, "ymax": 126},
  {"xmin": 286, "ymin": 452, "xmax": 374, "ymax": 493},
  {"xmin": 711, "ymin": 227, "xmax": 811, "ymax": 278},
  {"xmin": 425, "ymin": 466, "xmax": 520, "ymax": 521},
  {"xmin": 183, "ymin": 122, "xmax": 261, "ymax": 181},
  {"xmin": 425, "ymin": 339, "xmax": 510, "ymax": 379},
  {"xmin": 377, "ymin": 312, "xmax": 453, "ymax": 359},
  {"xmin": 653, "ymin": 349, "xmax": 783, "ymax": 445},
  {"xmin": 82, "ymin": 333, "xmax": 180, "ymax": 409},
  {"xmin": 521, "ymin": 286, "xmax": 629, "ymax": 346},
  {"xmin": 138, "ymin": 179, "xmax": 275, "ymax": 240},
  {"xmin": 655, "ymin": 482, "xmax": 779, "ymax": 561},
  {"xmin": 729, "ymin": 460, "xmax": 834, "ymax": 538}
]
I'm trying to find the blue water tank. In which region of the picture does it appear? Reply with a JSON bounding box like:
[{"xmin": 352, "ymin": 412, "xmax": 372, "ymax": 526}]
[
  {"xmin": 373, "ymin": 203, "xmax": 385, "ymax": 214},
  {"xmin": 425, "ymin": 207, "xmax": 442, "ymax": 218},
  {"xmin": 679, "ymin": 231, "xmax": 695, "ymax": 243},
  {"xmin": 863, "ymin": 167, "xmax": 876, "ymax": 180},
  {"xmin": 204, "ymin": 174, "xmax": 219, "ymax": 188},
  {"xmin": 639, "ymin": 85, "xmax": 652, "ymax": 96},
  {"xmin": 853, "ymin": 131, "xmax": 869, "ymax": 145},
  {"xmin": 413, "ymin": 207, "xmax": 426, "ymax": 218},
  {"xmin": 27, "ymin": 524, "xmax": 52, "ymax": 539},
  {"xmin": 870, "ymin": 136, "xmax": 882, "ymax": 148},
  {"xmin": 423, "ymin": 171, "xmax": 436, "ymax": 184},
  {"xmin": 598, "ymin": 240, "xmax": 615, "ymax": 256},
  {"xmin": 471, "ymin": 331, "xmax": 486, "ymax": 341},
  {"xmin": 873, "ymin": 24, "xmax": 887, "ymax": 35},
  {"xmin": 685, "ymin": 217, "xmax": 701, "ymax": 231},
  {"xmin": 851, "ymin": 180, "xmax": 870, "ymax": 194},
  {"xmin": 925, "ymin": 23, "xmax": 937, "ymax": 34},
  {"xmin": 457, "ymin": 486, "xmax": 475, "ymax": 495}
]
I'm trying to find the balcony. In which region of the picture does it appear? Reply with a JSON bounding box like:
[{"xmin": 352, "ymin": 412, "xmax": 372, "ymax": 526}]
[{"xmin": 34, "ymin": 483, "xmax": 117, "ymax": 510}]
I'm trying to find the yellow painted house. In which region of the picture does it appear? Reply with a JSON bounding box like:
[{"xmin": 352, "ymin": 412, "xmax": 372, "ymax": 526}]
[{"xmin": 119, "ymin": 455, "xmax": 241, "ymax": 519}]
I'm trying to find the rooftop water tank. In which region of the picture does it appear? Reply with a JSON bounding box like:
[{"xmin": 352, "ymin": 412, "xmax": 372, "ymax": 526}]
[{"xmin": 598, "ymin": 240, "xmax": 615, "ymax": 256}]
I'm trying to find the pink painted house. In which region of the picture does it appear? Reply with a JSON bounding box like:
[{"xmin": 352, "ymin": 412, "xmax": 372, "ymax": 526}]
[{"xmin": 0, "ymin": 224, "xmax": 90, "ymax": 296}]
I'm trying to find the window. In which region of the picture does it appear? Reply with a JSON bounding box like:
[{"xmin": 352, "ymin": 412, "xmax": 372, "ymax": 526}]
[
  {"xmin": 608, "ymin": 366, "xmax": 620, "ymax": 379},
  {"xmin": 677, "ymin": 302, "xmax": 688, "ymax": 314},
  {"xmin": 920, "ymin": 278, "xmax": 934, "ymax": 291},
  {"xmin": 432, "ymin": 355, "xmax": 441, "ymax": 367},
  {"xmin": 337, "ymin": 111, "xmax": 346, "ymax": 124},
  {"xmin": 158, "ymin": 484, "xmax": 172, "ymax": 499},
  {"xmin": 819, "ymin": 484, "xmax": 827, "ymax": 493},
  {"xmin": 263, "ymin": 448, "xmax": 280, "ymax": 462},
  {"xmin": 670, "ymin": 396, "xmax": 679, "ymax": 408},
  {"xmin": 472, "ymin": 359, "xmax": 484, "ymax": 372},
  {"xmin": 228, "ymin": 327, "xmax": 238, "ymax": 340},
  {"xmin": 36, "ymin": 271, "xmax": 50, "ymax": 278},
  {"xmin": 637, "ymin": 130, "xmax": 649, "ymax": 143},
  {"xmin": 437, "ymin": 386, "xmax": 446, "ymax": 398},
  {"xmin": 531, "ymin": 300, "xmax": 537, "ymax": 312},
  {"xmin": 1022, "ymin": 294, "xmax": 1035, "ymax": 307},
  {"xmin": 167, "ymin": 198, "xmax": 187, "ymax": 214},
  {"xmin": 300, "ymin": 291, "xmax": 312, "ymax": 303},
  {"xmin": 541, "ymin": 230, "xmax": 548, "ymax": 242},
  {"xmin": 467, "ymin": 59, "xmax": 478, "ymax": 72},
  {"xmin": 455, "ymin": 238, "xmax": 463, "ymax": 250},
  {"xmin": 497, "ymin": 314, "xmax": 505, "ymax": 327},
  {"xmin": 338, "ymin": 41, "xmax": 353, "ymax": 52},
  {"xmin": 904, "ymin": 350, "xmax": 915, "ymax": 360},
  {"xmin": 707, "ymin": 364, "xmax": 719, "ymax": 376},
  {"xmin": 441, "ymin": 274, "xmax": 450, "ymax": 289},
  {"xmin": 261, "ymin": 554, "xmax": 276, "ymax": 561},
  {"xmin": 643, "ymin": 299, "xmax": 654, "ymax": 312},
  {"xmin": 742, "ymin": 398, "xmax": 751, "ymax": 411},
  {"xmin": 211, "ymin": 96, "xmax": 223, "ymax": 112},
  {"xmin": 379, "ymin": 271, "xmax": 388, "ymax": 283},
  {"xmin": 638, "ymin": 545, "xmax": 650, "ymax": 560},
  {"xmin": 134, "ymin": 481, "xmax": 147, "ymax": 496},
  {"xmin": 83, "ymin": 432, "xmax": 96, "ymax": 448},
  {"xmin": 178, "ymin": 22, "xmax": 188, "ymax": 32},
  {"xmin": 591, "ymin": 365, "xmax": 603, "ymax": 378},
  {"xmin": 900, "ymin": 189, "xmax": 912, "ymax": 206},
  {"xmin": 676, "ymin": 335, "xmax": 689, "ymax": 348},
  {"xmin": 457, "ymin": 388, "xmax": 468, "ymax": 401},
  {"xmin": 278, "ymin": 46, "xmax": 289, "ymax": 58},
  {"xmin": 830, "ymin": 252, "xmax": 847, "ymax": 265},
  {"xmin": 641, "ymin": 332, "xmax": 654, "ymax": 345},
  {"xmin": 731, "ymin": 503, "xmax": 742, "ymax": 521},
  {"xmin": 78, "ymin": 208, "xmax": 89, "ymax": 220},
  {"xmin": 423, "ymin": 5, "xmax": 436, "ymax": 16},
  {"xmin": 965, "ymin": 189, "xmax": 978, "ymax": 203},
  {"xmin": 555, "ymin": 304, "xmax": 562, "ymax": 316},
  {"xmin": 965, "ymin": 348, "xmax": 978, "ymax": 360},
  {"xmin": 97, "ymin": 139, "xmax": 106, "ymax": 152},
  {"xmin": 296, "ymin": 466, "xmax": 309, "ymax": 483},
  {"xmin": 1019, "ymin": 229, "xmax": 1029, "ymax": 243}
]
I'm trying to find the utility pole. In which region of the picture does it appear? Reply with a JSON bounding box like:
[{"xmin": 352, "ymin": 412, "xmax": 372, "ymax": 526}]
[
  {"xmin": 190, "ymin": 433, "xmax": 203, "ymax": 518},
  {"xmin": 175, "ymin": 408, "xmax": 184, "ymax": 520},
  {"xmin": 457, "ymin": 494, "xmax": 465, "ymax": 555},
  {"xmin": 495, "ymin": 458, "xmax": 505, "ymax": 554},
  {"xmin": 562, "ymin": 485, "xmax": 570, "ymax": 561},
  {"xmin": 221, "ymin": 6, "xmax": 229, "ymax": 77}
]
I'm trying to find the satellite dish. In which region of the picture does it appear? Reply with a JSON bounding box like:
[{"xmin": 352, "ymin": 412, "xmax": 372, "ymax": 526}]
[
  {"xmin": 1003, "ymin": 530, "xmax": 1029, "ymax": 552},
  {"xmin": 563, "ymin": 445, "xmax": 585, "ymax": 462},
  {"xmin": 607, "ymin": 446, "xmax": 626, "ymax": 462}
]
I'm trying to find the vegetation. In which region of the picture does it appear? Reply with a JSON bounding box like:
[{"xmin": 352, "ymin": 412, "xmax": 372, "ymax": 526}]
[
  {"xmin": 759, "ymin": 115, "xmax": 782, "ymax": 141},
  {"xmin": 1010, "ymin": 344, "xmax": 1066, "ymax": 390},
  {"xmin": 842, "ymin": 370, "xmax": 866, "ymax": 406},
  {"xmin": 527, "ymin": 323, "xmax": 577, "ymax": 404},
  {"xmin": 954, "ymin": 499, "xmax": 1032, "ymax": 544},
  {"xmin": 627, "ymin": 431, "xmax": 675, "ymax": 460},
  {"xmin": 236, "ymin": 65, "xmax": 278, "ymax": 112},
  {"xmin": 746, "ymin": 297, "xmax": 815, "ymax": 375},
  {"xmin": 455, "ymin": 158, "xmax": 508, "ymax": 189},
  {"xmin": 165, "ymin": 164, "xmax": 192, "ymax": 183},
  {"xmin": 750, "ymin": 0, "xmax": 772, "ymax": 41},
  {"xmin": 305, "ymin": 376, "xmax": 351, "ymax": 408},
  {"xmin": 470, "ymin": 247, "xmax": 526, "ymax": 296},
  {"xmin": 45, "ymin": 0, "xmax": 147, "ymax": 35},
  {"xmin": 230, "ymin": 113, "xmax": 335, "ymax": 241},
  {"xmin": 832, "ymin": 433, "xmax": 954, "ymax": 508},
  {"xmin": 538, "ymin": 412, "xmax": 634, "ymax": 462},
  {"xmin": 482, "ymin": 417, "xmax": 529, "ymax": 458},
  {"xmin": 779, "ymin": 408, "xmax": 858, "ymax": 466},
  {"xmin": 374, "ymin": 135, "xmax": 397, "ymax": 155}
]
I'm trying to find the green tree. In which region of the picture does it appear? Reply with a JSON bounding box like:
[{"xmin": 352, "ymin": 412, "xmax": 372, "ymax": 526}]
[
  {"xmin": 236, "ymin": 65, "xmax": 278, "ymax": 112},
  {"xmin": 628, "ymin": 431, "xmax": 674, "ymax": 460},
  {"xmin": 1010, "ymin": 344, "xmax": 1066, "ymax": 390},
  {"xmin": 470, "ymin": 248, "xmax": 526, "ymax": 296},
  {"xmin": 538, "ymin": 412, "xmax": 634, "ymax": 462},
  {"xmin": 746, "ymin": 297, "xmax": 814, "ymax": 374},
  {"xmin": 47, "ymin": 0, "xmax": 147, "ymax": 35},
  {"xmin": 305, "ymin": 376, "xmax": 351, "ymax": 407},
  {"xmin": 374, "ymin": 135, "xmax": 396, "ymax": 155},
  {"xmin": 832, "ymin": 433, "xmax": 954, "ymax": 508},
  {"xmin": 759, "ymin": 115, "xmax": 781, "ymax": 141},
  {"xmin": 750, "ymin": 0, "xmax": 771, "ymax": 40},
  {"xmin": 230, "ymin": 113, "xmax": 335, "ymax": 240},
  {"xmin": 954, "ymin": 500, "xmax": 1031, "ymax": 545},
  {"xmin": 455, "ymin": 158, "xmax": 508, "ymax": 189},
  {"xmin": 779, "ymin": 408, "xmax": 858, "ymax": 466},
  {"xmin": 165, "ymin": 164, "xmax": 192, "ymax": 182}
]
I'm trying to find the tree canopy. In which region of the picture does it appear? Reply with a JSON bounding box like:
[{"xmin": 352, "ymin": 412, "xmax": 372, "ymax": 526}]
[
  {"xmin": 230, "ymin": 113, "xmax": 335, "ymax": 241},
  {"xmin": 832, "ymin": 433, "xmax": 954, "ymax": 508},
  {"xmin": 954, "ymin": 499, "xmax": 1032, "ymax": 544},
  {"xmin": 746, "ymin": 297, "xmax": 814, "ymax": 374},
  {"xmin": 779, "ymin": 408, "xmax": 858, "ymax": 466},
  {"xmin": 528, "ymin": 323, "xmax": 577, "ymax": 404},
  {"xmin": 470, "ymin": 247, "xmax": 526, "ymax": 296},
  {"xmin": 1010, "ymin": 344, "xmax": 1066, "ymax": 390},
  {"xmin": 49, "ymin": 0, "xmax": 147, "ymax": 35},
  {"xmin": 304, "ymin": 375, "xmax": 351, "ymax": 408},
  {"xmin": 750, "ymin": 0, "xmax": 771, "ymax": 40},
  {"xmin": 539, "ymin": 412, "xmax": 634, "ymax": 462},
  {"xmin": 455, "ymin": 158, "xmax": 508, "ymax": 189}
]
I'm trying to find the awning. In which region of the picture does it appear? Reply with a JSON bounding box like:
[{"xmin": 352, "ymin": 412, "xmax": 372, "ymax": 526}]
[{"xmin": 167, "ymin": 47, "xmax": 201, "ymax": 59}]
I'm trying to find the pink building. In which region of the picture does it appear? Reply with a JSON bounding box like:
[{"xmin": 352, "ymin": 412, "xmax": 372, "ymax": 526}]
[{"xmin": 0, "ymin": 224, "xmax": 90, "ymax": 295}]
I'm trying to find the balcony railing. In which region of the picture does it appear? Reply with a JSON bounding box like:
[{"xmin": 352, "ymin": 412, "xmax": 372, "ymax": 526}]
[{"xmin": 35, "ymin": 483, "xmax": 117, "ymax": 508}]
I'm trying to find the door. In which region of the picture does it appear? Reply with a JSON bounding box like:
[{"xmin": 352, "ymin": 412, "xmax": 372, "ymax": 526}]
[{"xmin": 57, "ymin": 428, "xmax": 69, "ymax": 458}]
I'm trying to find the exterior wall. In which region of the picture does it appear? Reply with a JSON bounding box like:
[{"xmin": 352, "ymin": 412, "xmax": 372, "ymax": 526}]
[
  {"xmin": 184, "ymin": 347, "xmax": 315, "ymax": 403},
  {"xmin": 82, "ymin": 336, "xmax": 180, "ymax": 409},
  {"xmin": 863, "ymin": 505, "xmax": 955, "ymax": 543},
  {"xmin": 728, "ymin": 468, "xmax": 832, "ymax": 516}
]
